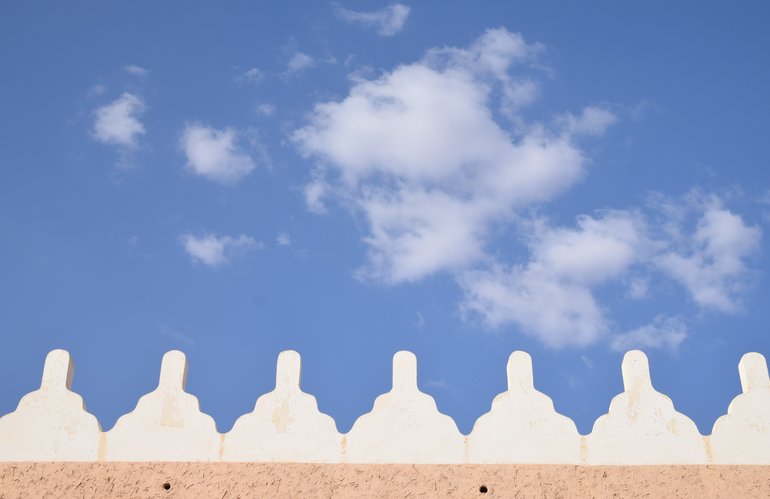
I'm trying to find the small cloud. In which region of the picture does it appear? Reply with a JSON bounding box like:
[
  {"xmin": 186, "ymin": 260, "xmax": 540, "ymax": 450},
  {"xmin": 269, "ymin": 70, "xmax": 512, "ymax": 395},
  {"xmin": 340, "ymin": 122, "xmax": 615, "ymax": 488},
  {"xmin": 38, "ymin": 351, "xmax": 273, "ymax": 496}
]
[
  {"xmin": 626, "ymin": 277, "xmax": 649, "ymax": 300},
  {"xmin": 92, "ymin": 92, "xmax": 146, "ymax": 148},
  {"xmin": 159, "ymin": 323, "xmax": 196, "ymax": 347},
  {"xmin": 123, "ymin": 65, "xmax": 148, "ymax": 76},
  {"xmin": 610, "ymin": 315, "xmax": 687, "ymax": 352},
  {"xmin": 179, "ymin": 123, "xmax": 257, "ymax": 184},
  {"xmin": 86, "ymin": 84, "xmax": 107, "ymax": 98},
  {"xmin": 424, "ymin": 377, "xmax": 452, "ymax": 392},
  {"xmin": 560, "ymin": 106, "xmax": 618, "ymax": 137},
  {"xmin": 414, "ymin": 311, "xmax": 426, "ymax": 329},
  {"xmin": 304, "ymin": 172, "xmax": 329, "ymax": 214},
  {"xmin": 238, "ymin": 67, "xmax": 263, "ymax": 85},
  {"xmin": 276, "ymin": 232, "xmax": 291, "ymax": 246},
  {"xmin": 255, "ymin": 103, "xmax": 275, "ymax": 116},
  {"xmin": 181, "ymin": 232, "xmax": 262, "ymax": 267},
  {"xmin": 336, "ymin": 3, "xmax": 411, "ymax": 37},
  {"xmin": 287, "ymin": 52, "xmax": 315, "ymax": 73},
  {"xmin": 580, "ymin": 355, "xmax": 594, "ymax": 370}
]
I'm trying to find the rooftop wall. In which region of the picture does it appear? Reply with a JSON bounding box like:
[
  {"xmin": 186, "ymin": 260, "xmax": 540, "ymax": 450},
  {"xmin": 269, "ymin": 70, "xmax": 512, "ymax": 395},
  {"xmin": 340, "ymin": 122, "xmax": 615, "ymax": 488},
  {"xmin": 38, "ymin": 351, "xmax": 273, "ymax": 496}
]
[{"xmin": 0, "ymin": 349, "xmax": 768, "ymax": 464}]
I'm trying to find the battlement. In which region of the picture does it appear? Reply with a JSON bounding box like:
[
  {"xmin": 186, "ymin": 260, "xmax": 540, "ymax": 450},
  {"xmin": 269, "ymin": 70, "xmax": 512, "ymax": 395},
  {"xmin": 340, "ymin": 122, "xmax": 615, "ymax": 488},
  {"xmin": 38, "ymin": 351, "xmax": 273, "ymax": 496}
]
[{"xmin": 1, "ymin": 349, "xmax": 768, "ymax": 464}]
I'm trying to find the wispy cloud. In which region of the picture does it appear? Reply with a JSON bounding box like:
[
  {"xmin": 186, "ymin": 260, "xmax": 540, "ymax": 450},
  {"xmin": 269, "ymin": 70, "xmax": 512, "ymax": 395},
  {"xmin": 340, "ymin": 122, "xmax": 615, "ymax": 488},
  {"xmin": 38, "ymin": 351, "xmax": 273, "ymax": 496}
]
[
  {"xmin": 181, "ymin": 232, "xmax": 262, "ymax": 267},
  {"xmin": 610, "ymin": 315, "xmax": 688, "ymax": 352},
  {"xmin": 92, "ymin": 92, "xmax": 146, "ymax": 148},
  {"xmin": 559, "ymin": 106, "xmax": 618, "ymax": 136},
  {"xmin": 424, "ymin": 377, "xmax": 453, "ymax": 392},
  {"xmin": 276, "ymin": 232, "xmax": 291, "ymax": 246},
  {"xmin": 179, "ymin": 123, "xmax": 257, "ymax": 184},
  {"xmin": 255, "ymin": 103, "xmax": 275, "ymax": 116},
  {"xmin": 159, "ymin": 323, "xmax": 196, "ymax": 347},
  {"xmin": 287, "ymin": 52, "xmax": 315, "ymax": 73},
  {"xmin": 237, "ymin": 67, "xmax": 263, "ymax": 85},
  {"xmin": 123, "ymin": 65, "xmax": 148, "ymax": 76},
  {"xmin": 336, "ymin": 3, "xmax": 411, "ymax": 37}
]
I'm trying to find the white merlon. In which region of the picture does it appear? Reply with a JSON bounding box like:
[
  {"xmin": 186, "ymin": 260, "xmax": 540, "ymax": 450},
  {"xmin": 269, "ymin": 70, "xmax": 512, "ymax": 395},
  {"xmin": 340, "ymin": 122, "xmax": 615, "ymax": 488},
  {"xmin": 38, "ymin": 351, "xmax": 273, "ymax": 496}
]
[
  {"xmin": 104, "ymin": 350, "xmax": 221, "ymax": 461},
  {"xmin": 0, "ymin": 348, "xmax": 769, "ymax": 464},
  {"xmin": 586, "ymin": 350, "xmax": 707, "ymax": 464},
  {"xmin": 0, "ymin": 350, "xmax": 101, "ymax": 461},
  {"xmin": 467, "ymin": 351, "xmax": 581, "ymax": 463},
  {"xmin": 223, "ymin": 350, "xmax": 341, "ymax": 462},
  {"xmin": 710, "ymin": 353, "xmax": 770, "ymax": 463},
  {"xmin": 344, "ymin": 351, "xmax": 465, "ymax": 463}
]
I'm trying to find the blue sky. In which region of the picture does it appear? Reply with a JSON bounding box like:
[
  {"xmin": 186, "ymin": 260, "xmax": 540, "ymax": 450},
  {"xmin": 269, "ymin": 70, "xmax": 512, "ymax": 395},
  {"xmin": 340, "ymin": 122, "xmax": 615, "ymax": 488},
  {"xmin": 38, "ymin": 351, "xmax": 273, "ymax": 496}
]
[{"xmin": 1, "ymin": 1, "xmax": 769, "ymax": 436}]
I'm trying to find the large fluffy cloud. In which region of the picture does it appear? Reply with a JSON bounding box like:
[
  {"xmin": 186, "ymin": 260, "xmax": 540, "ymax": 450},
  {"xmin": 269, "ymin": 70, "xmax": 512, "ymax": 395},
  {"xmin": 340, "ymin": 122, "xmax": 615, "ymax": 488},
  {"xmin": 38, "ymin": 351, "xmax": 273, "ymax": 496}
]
[
  {"xmin": 293, "ymin": 28, "xmax": 760, "ymax": 349},
  {"xmin": 295, "ymin": 28, "xmax": 596, "ymax": 283}
]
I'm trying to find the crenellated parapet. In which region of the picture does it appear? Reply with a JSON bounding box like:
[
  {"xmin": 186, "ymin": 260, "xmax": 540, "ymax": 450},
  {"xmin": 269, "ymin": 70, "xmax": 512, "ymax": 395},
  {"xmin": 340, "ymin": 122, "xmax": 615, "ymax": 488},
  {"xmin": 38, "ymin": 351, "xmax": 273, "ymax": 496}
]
[{"xmin": 0, "ymin": 349, "xmax": 768, "ymax": 464}]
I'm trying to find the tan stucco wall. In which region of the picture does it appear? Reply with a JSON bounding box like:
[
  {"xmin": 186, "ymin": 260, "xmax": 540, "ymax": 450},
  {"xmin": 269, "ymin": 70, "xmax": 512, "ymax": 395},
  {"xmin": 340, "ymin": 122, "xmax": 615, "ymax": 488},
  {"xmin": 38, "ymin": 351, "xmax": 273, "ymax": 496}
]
[{"xmin": 1, "ymin": 463, "xmax": 769, "ymax": 498}]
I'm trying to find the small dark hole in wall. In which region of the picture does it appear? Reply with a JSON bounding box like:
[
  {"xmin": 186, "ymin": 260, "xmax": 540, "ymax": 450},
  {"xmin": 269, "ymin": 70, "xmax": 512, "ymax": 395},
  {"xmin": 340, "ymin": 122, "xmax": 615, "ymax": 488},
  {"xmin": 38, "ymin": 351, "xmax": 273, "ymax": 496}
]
[
  {"xmin": 479, "ymin": 485, "xmax": 488, "ymax": 494},
  {"xmin": 162, "ymin": 483, "xmax": 171, "ymax": 491}
]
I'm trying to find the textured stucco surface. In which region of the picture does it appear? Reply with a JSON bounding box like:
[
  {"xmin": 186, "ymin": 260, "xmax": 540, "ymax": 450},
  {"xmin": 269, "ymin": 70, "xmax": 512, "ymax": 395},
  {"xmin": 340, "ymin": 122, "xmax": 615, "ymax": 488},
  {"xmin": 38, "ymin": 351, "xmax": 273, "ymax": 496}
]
[{"xmin": 1, "ymin": 463, "xmax": 769, "ymax": 498}]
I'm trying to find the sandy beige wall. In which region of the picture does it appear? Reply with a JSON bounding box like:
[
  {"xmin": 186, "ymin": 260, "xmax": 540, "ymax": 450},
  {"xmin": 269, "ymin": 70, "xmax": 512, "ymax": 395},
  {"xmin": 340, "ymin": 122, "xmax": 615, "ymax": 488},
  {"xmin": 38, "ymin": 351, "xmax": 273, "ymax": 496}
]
[{"xmin": 1, "ymin": 463, "xmax": 769, "ymax": 498}]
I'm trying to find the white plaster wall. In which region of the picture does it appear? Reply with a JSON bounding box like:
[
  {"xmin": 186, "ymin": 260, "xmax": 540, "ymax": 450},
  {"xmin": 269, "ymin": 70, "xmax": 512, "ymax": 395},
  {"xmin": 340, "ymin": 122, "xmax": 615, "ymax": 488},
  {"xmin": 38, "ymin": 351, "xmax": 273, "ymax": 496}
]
[
  {"xmin": 467, "ymin": 351, "xmax": 582, "ymax": 463},
  {"xmin": 223, "ymin": 351, "xmax": 341, "ymax": 462},
  {"xmin": 710, "ymin": 353, "xmax": 770, "ymax": 463},
  {"xmin": 104, "ymin": 351, "xmax": 221, "ymax": 461},
  {"xmin": 2, "ymin": 348, "xmax": 769, "ymax": 464},
  {"xmin": 344, "ymin": 351, "xmax": 465, "ymax": 464},
  {"xmin": 0, "ymin": 350, "xmax": 101, "ymax": 461},
  {"xmin": 586, "ymin": 350, "xmax": 708, "ymax": 464}
]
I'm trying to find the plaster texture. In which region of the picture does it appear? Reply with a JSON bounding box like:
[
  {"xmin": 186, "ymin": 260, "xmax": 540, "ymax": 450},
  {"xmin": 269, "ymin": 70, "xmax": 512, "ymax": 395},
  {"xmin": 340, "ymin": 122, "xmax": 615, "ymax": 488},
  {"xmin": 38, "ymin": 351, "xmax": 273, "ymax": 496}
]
[
  {"xmin": 104, "ymin": 351, "xmax": 221, "ymax": 461},
  {"xmin": 0, "ymin": 350, "xmax": 101, "ymax": 461},
  {"xmin": 344, "ymin": 351, "xmax": 465, "ymax": 463},
  {"xmin": 223, "ymin": 350, "xmax": 341, "ymax": 462},
  {"xmin": 467, "ymin": 351, "xmax": 582, "ymax": 463},
  {"xmin": 1, "ymin": 463, "xmax": 769, "ymax": 498},
  {"xmin": 711, "ymin": 353, "xmax": 770, "ymax": 463},
  {"xmin": 586, "ymin": 350, "xmax": 708, "ymax": 464}
]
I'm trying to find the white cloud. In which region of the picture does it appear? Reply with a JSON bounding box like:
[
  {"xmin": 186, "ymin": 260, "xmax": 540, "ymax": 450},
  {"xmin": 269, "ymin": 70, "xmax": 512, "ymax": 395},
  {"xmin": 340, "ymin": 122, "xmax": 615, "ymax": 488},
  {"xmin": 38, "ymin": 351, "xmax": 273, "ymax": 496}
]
[
  {"xmin": 654, "ymin": 195, "xmax": 761, "ymax": 312},
  {"xmin": 86, "ymin": 84, "xmax": 107, "ymax": 98},
  {"xmin": 460, "ymin": 211, "xmax": 646, "ymax": 348},
  {"xmin": 92, "ymin": 92, "xmax": 146, "ymax": 147},
  {"xmin": 181, "ymin": 233, "xmax": 261, "ymax": 267},
  {"xmin": 460, "ymin": 194, "xmax": 760, "ymax": 347},
  {"xmin": 337, "ymin": 3, "xmax": 410, "ymax": 36},
  {"xmin": 179, "ymin": 124, "xmax": 257, "ymax": 184},
  {"xmin": 123, "ymin": 65, "xmax": 148, "ymax": 76},
  {"xmin": 610, "ymin": 315, "xmax": 688, "ymax": 352},
  {"xmin": 255, "ymin": 103, "xmax": 275, "ymax": 116},
  {"xmin": 293, "ymin": 27, "xmax": 760, "ymax": 349},
  {"xmin": 287, "ymin": 52, "xmax": 315, "ymax": 73},
  {"xmin": 276, "ymin": 232, "xmax": 291, "ymax": 246},
  {"xmin": 240, "ymin": 67, "xmax": 263, "ymax": 84},
  {"xmin": 560, "ymin": 106, "xmax": 618, "ymax": 136},
  {"xmin": 626, "ymin": 277, "xmax": 650, "ymax": 299},
  {"xmin": 304, "ymin": 173, "xmax": 329, "ymax": 214},
  {"xmin": 295, "ymin": 28, "xmax": 586, "ymax": 283}
]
